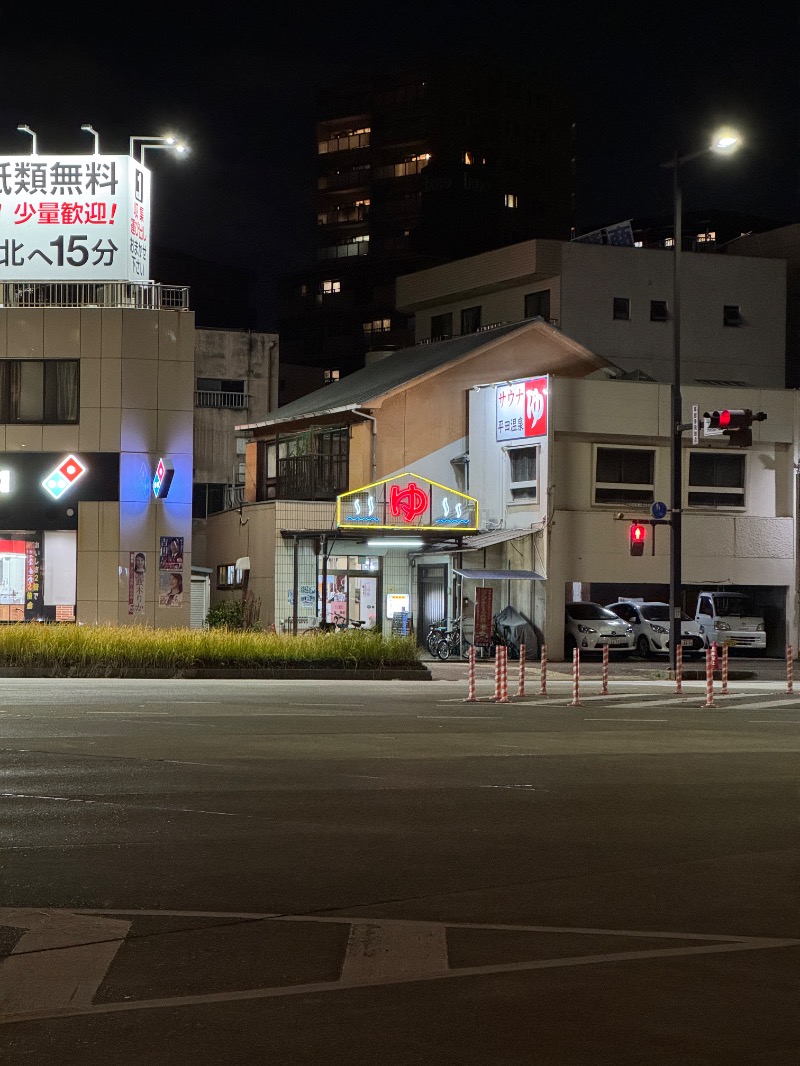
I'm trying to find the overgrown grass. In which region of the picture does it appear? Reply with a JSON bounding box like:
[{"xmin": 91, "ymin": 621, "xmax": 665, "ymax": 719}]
[{"xmin": 0, "ymin": 625, "xmax": 421, "ymax": 673}]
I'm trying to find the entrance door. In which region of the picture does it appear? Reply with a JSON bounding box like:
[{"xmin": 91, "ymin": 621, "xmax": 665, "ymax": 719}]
[{"xmin": 417, "ymin": 564, "xmax": 447, "ymax": 647}]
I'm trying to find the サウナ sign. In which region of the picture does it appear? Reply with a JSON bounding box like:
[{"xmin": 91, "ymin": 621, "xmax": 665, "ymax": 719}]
[
  {"xmin": 0, "ymin": 155, "xmax": 150, "ymax": 282},
  {"xmin": 495, "ymin": 376, "xmax": 548, "ymax": 442}
]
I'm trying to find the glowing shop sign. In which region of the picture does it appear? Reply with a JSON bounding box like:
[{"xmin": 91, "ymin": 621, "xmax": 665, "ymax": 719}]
[
  {"xmin": 0, "ymin": 469, "xmax": 10, "ymax": 493},
  {"xmin": 41, "ymin": 454, "xmax": 87, "ymax": 499},
  {"xmin": 495, "ymin": 375, "xmax": 548, "ymax": 441},
  {"xmin": 337, "ymin": 472, "xmax": 479, "ymax": 531},
  {"xmin": 152, "ymin": 457, "xmax": 175, "ymax": 499},
  {"xmin": 0, "ymin": 154, "xmax": 151, "ymax": 284}
]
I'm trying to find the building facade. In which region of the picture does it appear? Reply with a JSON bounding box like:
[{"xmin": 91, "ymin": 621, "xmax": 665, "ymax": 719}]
[
  {"xmin": 279, "ymin": 65, "xmax": 574, "ymax": 379},
  {"xmin": 396, "ymin": 237, "xmax": 786, "ymax": 388},
  {"xmin": 0, "ymin": 298, "xmax": 194, "ymax": 626}
]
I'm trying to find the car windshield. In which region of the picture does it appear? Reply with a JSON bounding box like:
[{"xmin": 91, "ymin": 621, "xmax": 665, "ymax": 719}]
[
  {"xmin": 568, "ymin": 604, "xmax": 619, "ymax": 621},
  {"xmin": 640, "ymin": 605, "xmax": 669, "ymax": 622},
  {"xmin": 714, "ymin": 595, "xmax": 758, "ymax": 617}
]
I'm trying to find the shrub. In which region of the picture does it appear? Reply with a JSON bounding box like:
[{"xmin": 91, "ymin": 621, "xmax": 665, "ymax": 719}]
[{"xmin": 206, "ymin": 600, "xmax": 246, "ymax": 630}]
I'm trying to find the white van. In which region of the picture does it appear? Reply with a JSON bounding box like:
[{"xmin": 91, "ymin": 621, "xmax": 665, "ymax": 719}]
[{"xmin": 694, "ymin": 591, "xmax": 766, "ymax": 652}]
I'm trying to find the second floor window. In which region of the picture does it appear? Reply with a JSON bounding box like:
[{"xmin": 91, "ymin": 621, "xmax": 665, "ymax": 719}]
[
  {"xmin": 613, "ymin": 297, "xmax": 630, "ymax": 320},
  {"xmin": 430, "ymin": 312, "xmax": 453, "ymax": 339},
  {"xmin": 594, "ymin": 447, "xmax": 655, "ymax": 506},
  {"xmin": 688, "ymin": 452, "xmax": 745, "ymax": 508},
  {"xmin": 525, "ymin": 290, "xmax": 551, "ymax": 321},
  {"xmin": 0, "ymin": 359, "xmax": 79, "ymax": 423}
]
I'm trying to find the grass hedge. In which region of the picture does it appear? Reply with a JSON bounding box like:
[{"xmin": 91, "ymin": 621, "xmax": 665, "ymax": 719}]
[{"xmin": 0, "ymin": 625, "xmax": 421, "ymax": 673}]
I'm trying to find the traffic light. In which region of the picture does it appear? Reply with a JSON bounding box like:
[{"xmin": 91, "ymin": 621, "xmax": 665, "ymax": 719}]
[
  {"xmin": 629, "ymin": 522, "xmax": 646, "ymax": 556},
  {"xmin": 704, "ymin": 408, "xmax": 767, "ymax": 448}
]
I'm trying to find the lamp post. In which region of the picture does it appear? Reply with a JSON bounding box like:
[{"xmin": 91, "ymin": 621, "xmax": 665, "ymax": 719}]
[
  {"xmin": 664, "ymin": 127, "xmax": 742, "ymax": 671},
  {"xmin": 16, "ymin": 124, "xmax": 37, "ymax": 154},
  {"xmin": 140, "ymin": 142, "xmax": 189, "ymax": 165},
  {"xmin": 80, "ymin": 124, "xmax": 100, "ymax": 153}
]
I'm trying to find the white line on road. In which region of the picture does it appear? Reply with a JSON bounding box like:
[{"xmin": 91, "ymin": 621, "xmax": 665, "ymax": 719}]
[
  {"xmin": 340, "ymin": 920, "xmax": 448, "ymax": 982},
  {"xmin": 0, "ymin": 909, "xmax": 130, "ymax": 1015},
  {"xmin": 584, "ymin": 718, "xmax": 668, "ymax": 723}
]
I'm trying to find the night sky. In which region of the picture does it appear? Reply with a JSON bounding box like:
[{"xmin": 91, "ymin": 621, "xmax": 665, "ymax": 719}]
[{"xmin": 2, "ymin": 1, "xmax": 798, "ymax": 326}]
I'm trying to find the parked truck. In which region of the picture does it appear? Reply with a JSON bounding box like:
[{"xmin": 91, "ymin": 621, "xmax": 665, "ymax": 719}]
[{"xmin": 694, "ymin": 591, "xmax": 766, "ymax": 652}]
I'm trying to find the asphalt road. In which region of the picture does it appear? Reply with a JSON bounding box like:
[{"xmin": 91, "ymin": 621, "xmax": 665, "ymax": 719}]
[{"xmin": 2, "ymin": 674, "xmax": 799, "ymax": 1064}]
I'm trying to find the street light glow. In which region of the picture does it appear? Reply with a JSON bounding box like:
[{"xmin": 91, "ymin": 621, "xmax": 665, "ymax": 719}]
[{"xmin": 711, "ymin": 127, "xmax": 742, "ymax": 154}]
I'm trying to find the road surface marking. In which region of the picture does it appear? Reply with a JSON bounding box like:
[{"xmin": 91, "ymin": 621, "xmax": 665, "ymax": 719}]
[
  {"xmin": 583, "ymin": 718, "xmax": 667, "ymax": 723},
  {"xmin": 0, "ymin": 909, "xmax": 130, "ymax": 1015},
  {"xmin": 1, "ymin": 909, "xmax": 797, "ymax": 1024}
]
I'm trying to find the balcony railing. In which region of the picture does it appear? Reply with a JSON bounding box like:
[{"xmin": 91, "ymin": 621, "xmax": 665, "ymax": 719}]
[
  {"xmin": 195, "ymin": 390, "xmax": 248, "ymax": 410},
  {"xmin": 277, "ymin": 454, "xmax": 348, "ymax": 500},
  {"xmin": 0, "ymin": 281, "xmax": 190, "ymax": 310}
]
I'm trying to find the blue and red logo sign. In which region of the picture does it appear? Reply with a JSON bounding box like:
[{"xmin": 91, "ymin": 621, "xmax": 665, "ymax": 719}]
[{"xmin": 41, "ymin": 454, "xmax": 87, "ymax": 499}]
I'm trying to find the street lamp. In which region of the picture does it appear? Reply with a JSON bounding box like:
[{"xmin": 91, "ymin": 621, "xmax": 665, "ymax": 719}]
[
  {"xmin": 140, "ymin": 142, "xmax": 189, "ymax": 164},
  {"xmin": 129, "ymin": 135, "xmax": 188, "ymax": 162},
  {"xmin": 80, "ymin": 124, "xmax": 100, "ymax": 153},
  {"xmin": 663, "ymin": 127, "xmax": 742, "ymax": 671},
  {"xmin": 16, "ymin": 124, "xmax": 37, "ymax": 154}
]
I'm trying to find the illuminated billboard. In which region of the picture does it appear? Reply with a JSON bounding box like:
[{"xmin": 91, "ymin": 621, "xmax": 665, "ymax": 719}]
[
  {"xmin": 337, "ymin": 472, "xmax": 479, "ymax": 531},
  {"xmin": 0, "ymin": 155, "xmax": 151, "ymax": 283},
  {"xmin": 495, "ymin": 375, "xmax": 548, "ymax": 442}
]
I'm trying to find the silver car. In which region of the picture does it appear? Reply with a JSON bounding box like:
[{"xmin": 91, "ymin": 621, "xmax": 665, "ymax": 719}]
[{"xmin": 564, "ymin": 602, "xmax": 634, "ymax": 656}]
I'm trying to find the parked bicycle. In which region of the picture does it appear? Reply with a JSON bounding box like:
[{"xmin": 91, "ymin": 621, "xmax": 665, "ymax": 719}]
[
  {"xmin": 436, "ymin": 618, "xmax": 466, "ymax": 660},
  {"xmin": 426, "ymin": 618, "xmax": 448, "ymax": 656}
]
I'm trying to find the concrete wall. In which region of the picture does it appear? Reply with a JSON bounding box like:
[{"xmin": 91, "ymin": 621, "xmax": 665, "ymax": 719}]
[{"xmin": 194, "ymin": 328, "xmax": 278, "ymax": 484}]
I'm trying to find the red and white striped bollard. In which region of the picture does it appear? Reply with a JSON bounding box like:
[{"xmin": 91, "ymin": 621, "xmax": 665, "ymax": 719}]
[
  {"xmin": 721, "ymin": 644, "xmax": 729, "ymax": 696},
  {"xmin": 601, "ymin": 644, "xmax": 609, "ymax": 696},
  {"xmin": 571, "ymin": 647, "xmax": 581, "ymax": 706},
  {"xmin": 787, "ymin": 644, "xmax": 794, "ymax": 696},
  {"xmin": 463, "ymin": 645, "xmax": 477, "ymax": 702},
  {"xmin": 539, "ymin": 644, "xmax": 548, "ymax": 696},
  {"xmin": 675, "ymin": 643, "xmax": 683, "ymax": 694},
  {"xmin": 704, "ymin": 647, "xmax": 715, "ymax": 707},
  {"xmin": 495, "ymin": 645, "xmax": 510, "ymax": 703},
  {"xmin": 517, "ymin": 643, "xmax": 526, "ymax": 698}
]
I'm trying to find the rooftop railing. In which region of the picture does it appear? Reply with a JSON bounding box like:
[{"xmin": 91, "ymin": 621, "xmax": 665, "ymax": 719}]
[{"xmin": 0, "ymin": 281, "xmax": 190, "ymax": 310}]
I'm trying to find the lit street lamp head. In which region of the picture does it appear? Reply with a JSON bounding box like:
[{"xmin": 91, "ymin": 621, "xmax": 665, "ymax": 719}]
[{"xmin": 711, "ymin": 127, "xmax": 742, "ymax": 154}]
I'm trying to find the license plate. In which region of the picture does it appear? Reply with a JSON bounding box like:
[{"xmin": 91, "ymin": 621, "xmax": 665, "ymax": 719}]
[
  {"xmin": 681, "ymin": 639, "xmax": 692, "ymax": 648},
  {"xmin": 608, "ymin": 638, "xmax": 627, "ymax": 646}
]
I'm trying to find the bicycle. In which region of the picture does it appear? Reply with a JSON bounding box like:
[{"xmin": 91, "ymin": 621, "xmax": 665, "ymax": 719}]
[
  {"xmin": 426, "ymin": 618, "xmax": 448, "ymax": 656},
  {"xmin": 436, "ymin": 619, "xmax": 465, "ymax": 660}
]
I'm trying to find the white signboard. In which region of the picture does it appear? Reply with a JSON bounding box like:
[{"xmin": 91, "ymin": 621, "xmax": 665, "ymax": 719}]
[
  {"xmin": 495, "ymin": 376, "xmax": 548, "ymax": 442},
  {"xmin": 0, "ymin": 155, "xmax": 150, "ymax": 282}
]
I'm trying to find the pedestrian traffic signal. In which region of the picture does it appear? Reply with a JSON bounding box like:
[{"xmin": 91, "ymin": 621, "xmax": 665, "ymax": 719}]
[
  {"xmin": 630, "ymin": 522, "xmax": 646, "ymax": 556},
  {"xmin": 704, "ymin": 408, "xmax": 767, "ymax": 448}
]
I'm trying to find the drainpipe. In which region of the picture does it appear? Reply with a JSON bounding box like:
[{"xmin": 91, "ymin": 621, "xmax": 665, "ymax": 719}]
[
  {"xmin": 351, "ymin": 409, "xmax": 378, "ymax": 482},
  {"xmin": 292, "ymin": 535, "xmax": 300, "ymax": 635}
]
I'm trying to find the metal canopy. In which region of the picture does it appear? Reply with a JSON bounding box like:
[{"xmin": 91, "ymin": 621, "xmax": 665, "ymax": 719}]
[{"xmin": 453, "ymin": 568, "xmax": 544, "ymax": 581}]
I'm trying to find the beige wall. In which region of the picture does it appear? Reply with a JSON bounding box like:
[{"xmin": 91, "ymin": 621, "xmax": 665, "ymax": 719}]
[{"xmin": 0, "ymin": 307, "xmax": 195, "ymax": 628}]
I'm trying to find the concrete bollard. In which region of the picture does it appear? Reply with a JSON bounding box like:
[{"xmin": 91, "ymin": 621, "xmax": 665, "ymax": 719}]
[{"xmin": 571, "ymin": 647, "xmax": 581, "ymax": 707}]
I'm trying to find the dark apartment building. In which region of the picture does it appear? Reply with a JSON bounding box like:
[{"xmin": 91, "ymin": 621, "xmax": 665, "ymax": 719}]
[{"xmin": 278, "ymin": 63, "xmax": 574, "ymax": 379}]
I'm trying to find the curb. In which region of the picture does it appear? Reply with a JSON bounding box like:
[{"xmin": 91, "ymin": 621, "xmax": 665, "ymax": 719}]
[{"xmin": 0, "ymin": 666, "xmax": 432, "ymax": 682}]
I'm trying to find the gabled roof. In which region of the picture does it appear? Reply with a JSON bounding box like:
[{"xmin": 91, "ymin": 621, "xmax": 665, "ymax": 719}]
[{"xmin": 238, "ymin": 319, "xmax": 610, "ymax": 432}]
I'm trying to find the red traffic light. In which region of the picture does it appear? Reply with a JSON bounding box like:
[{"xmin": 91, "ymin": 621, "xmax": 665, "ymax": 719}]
[
  {"xmin": 630, "ymin": 522, "xmax": 646, "ymax": 556},
  {"xmin": 719, "ymin": 409, "xmax": 731, "ymax": 427}
]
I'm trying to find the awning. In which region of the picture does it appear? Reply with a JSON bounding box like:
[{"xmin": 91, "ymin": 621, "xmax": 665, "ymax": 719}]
[
  {"xmin": 461, "ymin": 528, "xmax": 532, "ymax": 551},
  {"xmin": 453, "ymin": 568, "xmax": 544, "ymax": 581}
]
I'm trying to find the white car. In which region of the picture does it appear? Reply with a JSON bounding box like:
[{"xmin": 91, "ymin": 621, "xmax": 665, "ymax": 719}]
[
  {"xmin": 564, "ymin": 602, "xmax": 634, "ymax": 656},
  {"xmin": 606, "ymin": 600, "xmax": 705, "ymax": 659}
]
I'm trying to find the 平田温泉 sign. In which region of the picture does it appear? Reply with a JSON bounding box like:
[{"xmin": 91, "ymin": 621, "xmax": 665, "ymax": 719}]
[
  {"xmin": 0, "ymin": 155, "xmax": 151, "ymax": 283},
  {"xmin": 495, "ymin": 376, "xmax": 548, "ymax": 442}
]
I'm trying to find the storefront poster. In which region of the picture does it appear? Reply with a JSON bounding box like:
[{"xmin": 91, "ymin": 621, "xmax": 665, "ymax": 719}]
[
  {"xmin": 160, "ymin": 537, "xmax": 184, "ymax": 570},
  {"xmin": 473, "ymin": 587, "xmax": 494, "ymax": 647},
  {"xmin": 158, "ymin": 570, "xmax": 183, "ymax": 607},
  {"xmin": 24, "ymin": 539, "xmax": 43, "ymax": 620},
  {"xmin": 129, "ymin": 551, "xmax": 146, "ymax": 615}
]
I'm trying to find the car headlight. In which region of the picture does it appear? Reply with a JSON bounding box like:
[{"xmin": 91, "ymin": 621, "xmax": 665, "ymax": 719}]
[
  {"xmin": 716, "ymin": 621, "xmax": 731, "ymax": 631},
  {"xmin": 649, "ymin": 623, "xmax": 668, "ymax": 635},
  {"xmin": 576, "ymin": 624, "xmax": 596, "ymax": 634},
  {"xmin": 625, "ymin": 626, "xmax": 633, "ymax": 635}
]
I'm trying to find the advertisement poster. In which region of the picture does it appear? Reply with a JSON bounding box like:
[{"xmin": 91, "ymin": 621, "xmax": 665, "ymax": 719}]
[
  {"xmin": 496, "ymin": 376, "xmax": 548, "ymax": 441},
  {"xmin": 473, "ymin": 587, "xmax": 494, "ymax": 647},
  {"xmin": 159, "ymin": 537, "xmax": 183, "ymax": 570},
  {"xmin": 128, "ymin": 551, "xmax": 146, "ymax": 615},
  {"xmin": 158, "ymin": 570, "xmax": 183, "ymax": 607},
  {"xmin": 24, "ymin": 539, "xmax": 43, "ymax": 621},
  {"xmin": 0, "ymin": 154, "xmax": 150, "ymax": 283}
]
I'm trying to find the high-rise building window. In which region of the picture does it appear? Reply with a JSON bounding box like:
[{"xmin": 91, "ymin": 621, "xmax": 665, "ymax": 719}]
[
  {"xmin": 324, "ymin": 369, "xmax": 340, "ymax": 384},
  {"xmin": 321, "ymin": 280, "xmax": 341, "ymax": 295},
  {"xmin": 504, "ymin": 193, "xmax": 519, "ymax": 208},
  {"xmin": 318, "ymin": 127, "xmax": 371, "ymax": 154},
  {"xmin": 362, "ymin": 319, "xmax": 391, "ymax": 335}
]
